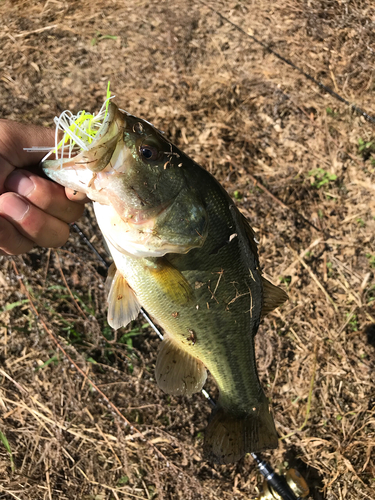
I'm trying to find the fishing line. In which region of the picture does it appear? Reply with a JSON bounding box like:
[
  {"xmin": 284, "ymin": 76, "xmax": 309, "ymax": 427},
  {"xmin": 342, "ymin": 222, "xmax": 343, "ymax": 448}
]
[
  {"xmin": 71, "ymin": 222, "xmax": 109, "ymax": 268},
  {"xmin": 70, "ymin": 221, "xmax": 300, "ymax": 499},
  {"xmin": 199, "ymin": 0, "xmax": 375, "ymax": 125}
]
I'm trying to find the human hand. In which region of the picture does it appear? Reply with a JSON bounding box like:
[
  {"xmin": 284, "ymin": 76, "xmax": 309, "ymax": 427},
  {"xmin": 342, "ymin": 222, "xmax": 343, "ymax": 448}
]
[{"xmin": 0, "ymin": 119, "xmax": 88, "ymax": 255}]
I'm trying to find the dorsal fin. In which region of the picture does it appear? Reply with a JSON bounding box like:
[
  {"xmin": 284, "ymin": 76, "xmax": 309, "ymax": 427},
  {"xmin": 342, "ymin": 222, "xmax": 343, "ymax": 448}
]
[
  {"xmin": 106, "ymin": 264, "xmax": 141, "ymax": 329},
  {"xmin": 232, "ymin": 207, "xmax": 287, "ymax": 316},
  {"xmin": 239, "ymin": 211, "xmax": 260, "ymax": 263},
  {"xmin": 229, "ymin": 205, "xmax": 259, "ymax": 266},
  {"xmin": 261, "ymin": 276, "xmax": 288, "ymax": 317},
  {"xmin": 155, "ymin": 336, "xmax": 207, "ymax": 396}
]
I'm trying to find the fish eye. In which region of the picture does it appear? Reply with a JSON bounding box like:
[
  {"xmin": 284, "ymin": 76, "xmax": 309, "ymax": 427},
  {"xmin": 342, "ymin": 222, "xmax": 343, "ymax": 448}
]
[{"xmin": 140, "ymin": 144, "xmax": 160, "ymax": 161}]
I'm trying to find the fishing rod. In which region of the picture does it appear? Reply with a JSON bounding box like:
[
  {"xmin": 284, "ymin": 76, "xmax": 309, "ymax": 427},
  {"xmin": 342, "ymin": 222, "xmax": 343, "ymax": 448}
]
[
  {"xmin": 252, "ymin": 453, "xmax": 309, "ymax": 500},
  {"xmin": 71, "ymin": 222, "xmax": 310, "ymax": 499}
]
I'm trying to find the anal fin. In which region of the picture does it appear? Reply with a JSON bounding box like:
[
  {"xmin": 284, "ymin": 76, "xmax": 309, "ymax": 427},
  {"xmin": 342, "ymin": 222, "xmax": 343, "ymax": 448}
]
[
  {"xmin": 155, "ymin": 336, "xmax": 207, "ymax": 396},
  {"xmin": 106, "ymin": 263, "xmax": 141, "ymax": 329},
  {"xmin": 261, "ymin": 276, "xmax": 288, "ymax": 317}
]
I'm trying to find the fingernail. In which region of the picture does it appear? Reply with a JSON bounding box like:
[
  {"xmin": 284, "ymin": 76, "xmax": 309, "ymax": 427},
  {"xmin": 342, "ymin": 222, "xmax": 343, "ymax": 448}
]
[
  {"xmin": 0, "ymin": 194, "xmax": 29, "ymax": 221},
  {"xmin": 5, "ymin": 171, "xmax": 35, "ymax": 197}
]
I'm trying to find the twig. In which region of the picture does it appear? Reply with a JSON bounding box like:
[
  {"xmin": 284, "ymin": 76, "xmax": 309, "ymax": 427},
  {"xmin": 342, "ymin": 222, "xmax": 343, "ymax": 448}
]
[
  {"xmin": 45, "ymin": 459, "xmax": 52, "ymax": 500},
  {"xmin": 42, "ymin": 248, "xmax": 51, "ymax": 285},
  {"xmin": 0, "ymin": 368, "xmax": 28, "ymax": 394},
  {"xmin": 282, "ymin": 238, "xmax": 323, "ymax": 275},
  {"xmin": 0, "ymin": 488, "xmax": 23, "ymax": 500},
  {"xmin": 74, "ymin": 469, "xmax": 149, "ymax": 499},
  {"xmin": 229, "ymin": 156, "xmax": 290, "ymax": 210},
  {"xmin": 290, "ymin": 95, "xmax": 364, "ymax": 167},
  {"xmin": 280, "ymin": 339, "xmax": 318, "ymax": 440},
  {"xmin": 85, "ymin": 407, "xmax": 123, "ymax": 467},
  {"xmin": 289, "ymin": 246, "xmax": 338, "ymax": 312},
  {"xmin": 229, "ymin": 156, "xmax": 321, "ymax": 232},
  {"xmin": 247, "ymin": 172, "xmax": 290, "ymax": 211},
  {"xmin": 336, "ymin": 305, "xmax": 357, "ymax": 337},
  {"xmin": 14, "ymin": 25, "xmax": 57, "ymax": 38}
]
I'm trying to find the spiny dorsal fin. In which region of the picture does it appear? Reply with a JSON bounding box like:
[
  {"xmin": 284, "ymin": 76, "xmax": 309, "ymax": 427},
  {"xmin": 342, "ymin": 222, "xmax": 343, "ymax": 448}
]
[
  {"xmin": 239, "ymin": 212, "xmax": 260, "ymax": 263},
  {"xmin": 155, "ymin": 336, "xmax": 207, "ymax": 397},
  {"xmin": 148, "ymin": 258, "xmax": 194, "ymax": 305},
  {"xmin": 106, "ymin": 265, "xmax": 140, "ymax": 329},
  {"xmin": 261, "ymin": 276, "xmax": 288, "ymax": 317}
]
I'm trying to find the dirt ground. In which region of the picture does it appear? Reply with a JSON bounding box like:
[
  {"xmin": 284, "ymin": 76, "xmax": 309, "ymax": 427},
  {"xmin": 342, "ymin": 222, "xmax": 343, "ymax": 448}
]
[{"xmin": 1, "ymin": 0, "xmax": 375, "ymax": 499}]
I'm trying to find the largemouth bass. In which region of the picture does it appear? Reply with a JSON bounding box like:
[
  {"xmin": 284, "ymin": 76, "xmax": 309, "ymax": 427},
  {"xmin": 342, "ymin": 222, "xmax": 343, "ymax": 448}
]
[{"xmin": 42, "ymin": 102, "xmax": 288, "ymax": 464}]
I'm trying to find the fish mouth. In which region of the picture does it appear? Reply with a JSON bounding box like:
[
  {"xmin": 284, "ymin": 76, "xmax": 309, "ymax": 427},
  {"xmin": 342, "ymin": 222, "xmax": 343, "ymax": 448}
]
[
  {"xmin": 41, "ymin": 102, "xmax": 129, "ymax": 204},
  {"xmin": 42, "ymin": 102, "xmax": 125, "ymax": 172}
]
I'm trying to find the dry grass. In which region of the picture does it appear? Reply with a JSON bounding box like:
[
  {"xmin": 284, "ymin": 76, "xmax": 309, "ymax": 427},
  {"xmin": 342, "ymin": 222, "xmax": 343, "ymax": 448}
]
[{"xmin": 0, "ymin": 0, "xmax": 375, "ymax": 499}]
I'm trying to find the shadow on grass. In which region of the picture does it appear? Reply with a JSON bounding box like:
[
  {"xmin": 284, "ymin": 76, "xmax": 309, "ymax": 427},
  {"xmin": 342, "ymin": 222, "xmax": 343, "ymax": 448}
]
[{"xmin": 364, "ymin": 323, "xmax": 375, "ymax": 349}]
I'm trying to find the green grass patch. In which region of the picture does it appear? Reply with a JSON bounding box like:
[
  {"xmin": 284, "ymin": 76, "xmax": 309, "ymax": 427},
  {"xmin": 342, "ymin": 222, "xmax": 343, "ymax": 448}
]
[
  {"xmin": 91, "ymin": 31, "xmax": 118, "ymax": 46},
  {"xmin": 358, "ymin": 137, "xmax": 374, "ymax": 154},
  {"xmin": 358, "ymin": 137, "xmax": 375, "ymax": 162},
  {"xmin": 2, "ymin": 299, "xmax": 29, "ymax": 312},
  {"xmin": 308, "ymin": 168, "xmax": 337, "ymax": 189},
  {"xmin": 357, "ymin": 218, "xmax": 365, "ymax": 228},
  {"xmin": 0, "ymin": 429, "xmax": 14, "ymax": 472},
  {"xmin": 35, "ymin": 355, "xmax": 59, "ymax": 370},
  {"xmin": 346, "ymin": 313, "xmax": 359, "ymax": 332},
  {"xmin": 117, "ymin": 475, "xmax": 129, "ymax": 486},
  {"xmin": 366, "ymin": 254, "xmax": 375, "ymax": 269},
  {"xmin": 279, "ymin": 276, "xmax": 291, "ymax": 285},
  {"xmin": 118, "ymin": 323, "xmax": 150, "ymax": 349}
]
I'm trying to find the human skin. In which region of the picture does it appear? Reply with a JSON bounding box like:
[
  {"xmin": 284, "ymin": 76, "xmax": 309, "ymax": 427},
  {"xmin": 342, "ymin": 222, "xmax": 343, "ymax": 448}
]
[{"xmin": 0, "ymin": 120, "xmax": 87, "ymax": 256}]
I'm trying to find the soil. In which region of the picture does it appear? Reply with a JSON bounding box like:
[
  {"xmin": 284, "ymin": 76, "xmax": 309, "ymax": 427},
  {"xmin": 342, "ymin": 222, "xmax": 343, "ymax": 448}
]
[{"xmin": 0, "ymin": 1, "xmax": 374, "ymax": 499}]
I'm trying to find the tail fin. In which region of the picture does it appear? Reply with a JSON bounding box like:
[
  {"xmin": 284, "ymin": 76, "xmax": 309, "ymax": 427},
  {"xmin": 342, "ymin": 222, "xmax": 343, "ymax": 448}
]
[{"xmin": 203, "ymin": 400, "xmax": 278, "ymax": 464}]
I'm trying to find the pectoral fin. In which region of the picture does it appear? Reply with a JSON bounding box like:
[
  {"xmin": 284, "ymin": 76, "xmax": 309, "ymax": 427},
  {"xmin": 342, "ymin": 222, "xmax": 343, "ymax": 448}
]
[
  {"xmin": 261, "ymin": 276, "xmax": 288, "ymax": 317},
  {"xmin": 155, "ymin": 336, "xmax": 207, "ymax": 396},
  {"xmin": 148, "ymin": 258, "xmax": 194, "ymax": 305},
  {"xmin": 106, "ymin": 264, "xmax": 141, "ymax": 329}
]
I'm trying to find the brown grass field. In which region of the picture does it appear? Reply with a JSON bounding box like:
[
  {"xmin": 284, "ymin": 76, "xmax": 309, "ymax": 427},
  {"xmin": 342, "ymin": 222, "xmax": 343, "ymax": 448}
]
[{"xmin": 0, "ymin": 1, "xmax": 374, "ymax": 498}]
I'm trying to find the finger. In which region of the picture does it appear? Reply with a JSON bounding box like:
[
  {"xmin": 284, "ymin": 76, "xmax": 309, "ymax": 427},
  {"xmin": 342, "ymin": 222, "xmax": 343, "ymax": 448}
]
[
  {"xmin": 0, "ymin": 156, "xmax": 14, "ymax": 195},
  {"xmin": 5, "ymin": 170, "xmax": 85, "ymax": 224},
  {"xmin": 65, "ymin": 187, "xmax": 89, "ymax": 203},
  {"xmin": 0, "ymin": 192, "xmax": 70, "ymax": 248},
  {"xmin": 0, "ymin": 120, "xmax": 55, "ymax": 168},
  {"xmin": 0, "ymin": 214, "xmax": 34, "ymax": 255}
]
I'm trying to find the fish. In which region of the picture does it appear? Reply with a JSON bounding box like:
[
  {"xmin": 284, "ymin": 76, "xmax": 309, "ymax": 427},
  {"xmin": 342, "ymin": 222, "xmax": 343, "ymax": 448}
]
[{"xmin": 42, "ymin": 101, "xmax": 288, "ymax": 464}]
